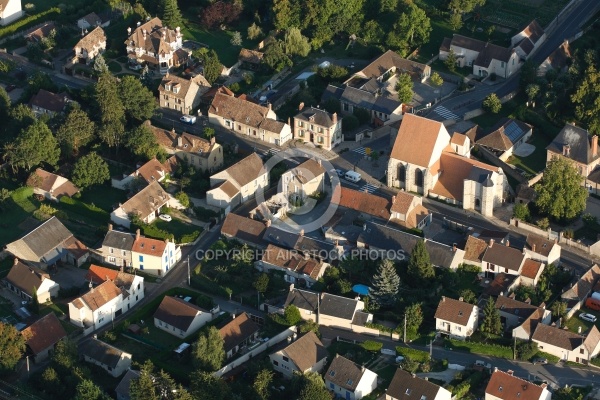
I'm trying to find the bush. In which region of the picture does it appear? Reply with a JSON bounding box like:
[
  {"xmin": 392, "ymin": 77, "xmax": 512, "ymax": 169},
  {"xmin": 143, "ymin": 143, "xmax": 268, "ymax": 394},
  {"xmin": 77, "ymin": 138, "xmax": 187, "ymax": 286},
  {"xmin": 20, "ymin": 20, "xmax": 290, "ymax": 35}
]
[
  {"xmin": 513, "ymin": 203, "xmax": 531, "ymax": 221},
  {"xmin": 516, "ymin": 341, "xmax": 538, "ymax": 361},
  {"xmin": 457, "ymin": 264, "xmax": 481, "ymax": 274},
  {"xmin": 196, "ymin": 294, "xmax": 215, "ymax": 310},
  {"xmin": 361, "ymin": 340, "xmax": 383, "ymax": 352},
  {"xmin": 395, "ymin": 347, "xmax": 431, "ymax": 363},
  {"xmin": 180, "ymin": 231, "xmax": 201, "ymax": 243},
  {"xmin": 194, "ymin": 206, "xmax": 219, "ymax": 222},
  {"xmin": 175, "ymin": 191, "xmax": 190, "ymax": 208},
  {"xmin": 447, "ymin": 339, "xmax": 513, "ymax": 358}
]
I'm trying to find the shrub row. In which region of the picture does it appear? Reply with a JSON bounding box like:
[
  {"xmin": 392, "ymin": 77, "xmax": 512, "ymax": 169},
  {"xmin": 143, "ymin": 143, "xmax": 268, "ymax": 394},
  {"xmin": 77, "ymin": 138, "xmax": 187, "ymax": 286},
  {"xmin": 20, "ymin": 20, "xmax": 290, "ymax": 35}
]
[
  {"xmin": 190, "ymin": 274, "xmax": 230, "ymax": 298},
  {"xmin": 0, "ymin": 8, "xmax": 60, "ymax": 39},
  {"xmin": 395, "ymin": 346, "xmax": 431, "ymax": 363},
  {"xmin": 361, "ymin": 340, "xmax": 383, "ymax": 352},
  {"xmin": 447, "ymin": 339, "xmax": 513, "ymax": 359}
]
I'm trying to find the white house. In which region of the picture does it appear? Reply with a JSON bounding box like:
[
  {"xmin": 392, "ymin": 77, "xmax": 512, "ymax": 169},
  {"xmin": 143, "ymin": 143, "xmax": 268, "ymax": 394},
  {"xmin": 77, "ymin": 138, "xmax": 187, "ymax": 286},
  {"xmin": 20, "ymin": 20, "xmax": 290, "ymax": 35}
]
[
  {"xmin": 85, "ymin": 264, "xmax": 145, "ymax": 311},
  {"xmin": 494, "ymin": 295, "xmax": 551, "ymax": 341},
  {"xmin": 219, "ymin": 312, "xmax": 261, "ymax": 359},
  {"xmin": 325, "ymin": 355, "xmax": 378, "ymax": 400},
  {"xmin": 523, "ymin": 234, "xmax": 561, "ymax": 266},
  {"xmin": 207, "ymin": 153, "xmax": 268, "ymax": 210},
  {"xmin": 153, "ymin": 296, "xmax": 212, "ymax": 338},
  {"xmin": 434, "ymin": 296, "xmax": 479, "ymax": 340},
  {"xmin": 110, "ymin": 181, "xmax": 174, "ymax": 229},
  {"xmin": 280, "ymin": 158, "xmax": 326, "ymax": 203},
  {"xmin": 4, "ymin": 259, "xmax": 59, "ymax": 303},
  {"xmin": 386, "ymin": 368, "xmax": 451, "ymax": 400},
  {"xmin": 69, "ymin": 280, "xmax": 124, "ymax": 334},
  {"xmin": 486, "ymin": 369, "xmax": 551, "ymax": 400},
  {"xmin": 510, "ymin": 20, "xmax": 546, "ymax": 60},
  {"xmin": 0, "ymin": 0, "xmax": 23, "ymax": 26},
  {"xmin": 532, "ymin": 323, "xmax": 600, "ymax": 364},
  {"xmin": 80, "ymin": 338, "xmax": 132, "ymax": 377},
  {"xmin": 293, "ymin": 105, "xmax": 342, "ymax": 150},
  {"xmin": 561, "ymin": 264, "xmax": 600, "ymax": 318},
  {"xmin": 30, "ymin": 168, "xmax": 79, "ymax": 202},
  {"xmin": 269, "ymin": 331, "xmax": 328, "ymax": 378},
  {"xmin": 256, "ymin": 244, "xmax": 329, "ymax": 288},
  {"xmin": 387, "ymin": 114, "xmax": 507, "ymax": 217},
  {"xmin": 130, "ymin": 230, "xmax": 181, "ymax": 277}
]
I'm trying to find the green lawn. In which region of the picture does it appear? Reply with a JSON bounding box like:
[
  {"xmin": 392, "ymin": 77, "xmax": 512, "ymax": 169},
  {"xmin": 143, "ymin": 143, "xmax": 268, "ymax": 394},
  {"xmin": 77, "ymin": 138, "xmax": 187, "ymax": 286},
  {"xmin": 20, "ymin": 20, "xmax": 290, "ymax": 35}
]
[
  {"xmin": 108, "ymin": 61, "xmax": 122, "ymax": 73},
  {"xmin": 142, "ymin": 216, "xmax": 202, "ymax": 244},
  {"xmin": 0, "ymin": 187, "xmax": 40, "ymax": 248},
  {"xmin": 506, "ymin": 134, "xmax": 550, "ymax": 176},
  {"xmin": 327, "ymin": 341, "xmax": 379, "ymax": 366},
  {"xmin": 566, "ymin": 308, "xmax": 600, "ymax": 334},
  {"xmin": 79, "ymin": 185, "xmax": 127, "ymax": 213}
]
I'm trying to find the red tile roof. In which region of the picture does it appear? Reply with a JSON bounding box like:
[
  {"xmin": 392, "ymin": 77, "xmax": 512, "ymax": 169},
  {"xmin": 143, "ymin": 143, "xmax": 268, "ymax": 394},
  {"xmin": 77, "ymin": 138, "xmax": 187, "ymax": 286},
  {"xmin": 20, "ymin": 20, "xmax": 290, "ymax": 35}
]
[
  {"xmin": 22, "ymin": 313, "xmax": 67, "ymax": 355},
  {"xmin": 390, "ymin": 114, "xmax": 448, "ymax": 168},
  {"xmin": 334, "ymin": 186, "xmax": 391, "ymax": 219},
  {"xmin": 434, "ymin": 296, "xmax": 476, "ymax": 325},
  {"xmin": 521, "ymin": 259, "xmax": 543, "ymax": 280},
  {"xmin": 132, "ymin": 236, "xmax": 167, "ymax": 256},
  {"xmin": 486, "ymin": 370, "xmax": 545, "ymax": 400}
]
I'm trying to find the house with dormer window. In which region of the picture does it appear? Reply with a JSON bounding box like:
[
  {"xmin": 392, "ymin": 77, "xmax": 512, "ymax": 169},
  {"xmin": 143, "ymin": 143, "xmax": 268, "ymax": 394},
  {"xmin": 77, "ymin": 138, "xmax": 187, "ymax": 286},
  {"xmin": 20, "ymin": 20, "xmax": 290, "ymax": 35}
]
[
  {"xmin": 73, "ymin": 26, "xmax": 106, "ymax": 65},
  {"xmin": 494, "ymin": 295, "xmax": 551, "ymax": 340},
  {"xmin": 110, "ymin": 181, "xmax": 175, "ymax": 228},
  {"xmin": 546, "ymin": 123, "xmax": 600, "ymax": 179},
  {"xmin": 325, "ymin": 355, "xmax": 378, "ymax": 400},
  {"xmin": 159, "ymin": 73, "xmax": 210, "ymax": 115},
  {"xmin": 386, "ymin": 368, "xmax": 451, "ymax": 400},
  {"xmin": 434, "ymin": 296, "xmax": 478, "ymax": 340},
  {"xmin": 130, "ymin": 229, "xmax": 181, "ymax": 276},
  {"xmin": 293, "ymin": 104, "xmax": 342, "ymax": 150},
  {"xmin": 485, "ymin": 369, "xmax": 551, "ymax": 400}
]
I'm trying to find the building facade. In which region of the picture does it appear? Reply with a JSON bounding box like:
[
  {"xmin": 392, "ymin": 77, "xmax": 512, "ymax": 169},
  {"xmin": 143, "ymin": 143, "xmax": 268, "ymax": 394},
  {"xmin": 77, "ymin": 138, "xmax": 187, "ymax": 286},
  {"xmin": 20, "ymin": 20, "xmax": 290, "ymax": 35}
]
[{"xmin": 293, "ymin": 105, "xmax": 342, "ymax": 151}]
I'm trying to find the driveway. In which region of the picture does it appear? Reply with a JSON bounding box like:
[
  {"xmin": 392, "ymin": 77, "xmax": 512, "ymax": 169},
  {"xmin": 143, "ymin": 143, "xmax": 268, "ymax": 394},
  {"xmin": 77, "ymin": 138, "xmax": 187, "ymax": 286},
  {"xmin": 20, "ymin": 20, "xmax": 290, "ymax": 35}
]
[{"xmin": 51, "ymin": 264, "xmax": 88, "ymax": 289}]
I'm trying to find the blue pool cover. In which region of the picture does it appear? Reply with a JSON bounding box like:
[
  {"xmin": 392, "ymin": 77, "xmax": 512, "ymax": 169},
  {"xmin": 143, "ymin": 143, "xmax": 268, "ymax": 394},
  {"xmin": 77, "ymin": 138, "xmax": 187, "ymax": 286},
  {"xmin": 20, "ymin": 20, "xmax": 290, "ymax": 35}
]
[{"xmin": 352, "ymin": 284, "xmax": 370, "ymax": 296}]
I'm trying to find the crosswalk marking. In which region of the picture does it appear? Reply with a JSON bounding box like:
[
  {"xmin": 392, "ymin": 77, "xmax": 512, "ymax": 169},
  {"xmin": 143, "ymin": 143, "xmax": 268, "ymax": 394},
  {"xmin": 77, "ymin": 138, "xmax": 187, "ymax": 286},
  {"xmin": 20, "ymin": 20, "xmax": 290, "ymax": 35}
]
[
  {"xmin": 353, "ymin": 147, "xmax": 368, "ymax": 156},
  {"xmin": 359, "ymin": 183, "xmax": 379, "ymax": 194},
  {"xmin": 264, "ymin": 148, "xmax": 280, "ymax": 156},
  {"xmin": 433, "ymin": 106, "xmax": 459, "ymax": 120}
]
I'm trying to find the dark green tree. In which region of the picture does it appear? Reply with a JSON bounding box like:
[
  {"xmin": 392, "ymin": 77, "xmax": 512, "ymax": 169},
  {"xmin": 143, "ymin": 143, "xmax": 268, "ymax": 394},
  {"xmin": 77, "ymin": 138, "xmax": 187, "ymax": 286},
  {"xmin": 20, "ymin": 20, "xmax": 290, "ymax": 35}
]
[
  {"xmin": 272, "ymin": 0, "xmax": 300, "ymax": 30},
  {"xmin": 263, "ymin": 41, "xmax": 293, "ymax": 72},
  {"xmin": 513, "ymin": 203, "xmax": 530, "ymax": 221},
  {"xmin": 72, "ymin": 152, "xmax": 110, "ymax": 189},
  {"xmin": 284, "ymin": 304, "xmax": 302, "ymax": 325},
  {"xmin": 74, "ymin": 379, "xmax": 110, "ymax": 400},
  {"xmin": 395, "ymin": 73, "xmax": 414, "ymax": 103},
  {"xmin": 253, "ymin": 369, "xmax": 274, "ymax": 400},
  {"xmin": 193, "ymin": 49, "xmax": 222, "ymax": 84},
  {"xmin": 129, "ymin": 360, "xmax": 158, "ymax": 400},
  {"xmin": 449, "ymin": 11, "xmax": 463, "ymax": 31},
  {"xmin": 160, "ymin": 0, "xmax": 183, "ymax": 28},
  {"xmin": 0, "ymin": 322, "xmax": 25, "ymax": 374},
  {"xmin": 283, "ymin": 28, "xmax": 310, "ymax": 57},
  {"xmin": 5, "ymin": 103, "xmax": 35, "ymax": 141},
  {"xmin": 551, "ymin": 301, "xmax": 567, "ymax": 320},
  {"xmin": 95, "ymin": 74, "xmax": 126, "ymax": 151},
  {"xmin": 51, "ymin": 338, "xmax": 77, "ymax": 372},
  {"xmin": 480, "ymin": 297, "xmax": 502, "ymax": 337},
  {"xmin": 193, "ymin": 326, "xmax": 225, "ymax": 371},
  {"xmin": 535, "ymin": 157, "xmax": 587, "ymax": 220},
  {"xmin": 430, "ymin": 72, "xmax": 444, "ymax": 87},
  {"xmin": 370, "ymin": 259, "xmax": 400, "ymax": 307},
  {"xmin": 483, "ymin": 93, "xmax": 502, "ymax": 114},
  {"xmin": 190, "ymin": 371, "xmax": 235, "ymax": 400},
  {"xmin": 445, "ymin": 49, "xmax": 458, "ymax": 72},
  {"xmin": 253, "ymin": 273, "xmax": 269, "ymax": 294},
  {"xmin": 6, "ymin": 120, "xmax": 59, "ymax": 171},
  {"xmin": 126, "ymin": 124, "xmax": 161, "ymax": 160},
  {"xmin": 56, "ymin": 108, "xmax": 96, "ymax": 157},
  {"xmin": 405, "ymin": 303, "xmax": 423, "ymax": 339},
  {"xmin": 299, "ymin": 372, "xmax": 330, "ymax": 400},
  {"xmin": 407, "ymin": 240, "xmax": 435, "ymax": 282},
  {"xmin": 120, "ymin": 75, "xmax": 157, "ymax": 122},
  {"xmin": 459, "ymin": 289, "xmax": 478, "ymax": 304},
  {"xmin": 31, "ymin": 287, "xmax": 40, "ymax": 314}
]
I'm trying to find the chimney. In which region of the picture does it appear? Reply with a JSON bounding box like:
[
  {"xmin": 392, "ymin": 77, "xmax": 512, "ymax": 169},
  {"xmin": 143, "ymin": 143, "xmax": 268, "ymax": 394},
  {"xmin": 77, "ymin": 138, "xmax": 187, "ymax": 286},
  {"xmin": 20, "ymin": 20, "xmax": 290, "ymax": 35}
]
[
  {"xmin": 505, "ymin": 240, "xmax": 510, "ymax": 247},
  {"xmin": 459, "ymin": 296, "xmax": 464, "ymax": 302},
  {"xmin": 289, "ymin": 283, "xmax": 294, "ymax": 292},
  {"xmin": 127, "ymin": 27, "xmax": 131, "ymax": 35},
  {"xmin": 392, "ymin": 195, "xmax": 396, "ymax": 204},
  {"xmin": 593, "ymin": 135, "xmax": 598, "ymax": 157},
  {"xmin": 424, "ymin": 377, "xmax": 428, "ymax": 381},
  {"xmin": 210, "ymin": 136, "xmax": 216, "ymax": 146},
  {"xmin": 266, "ymin": 219, "xmax": 272, "ymax": 227},
  {"xmin": 507, "ymin": 370, "xmax": 514, "ymax": 376},
  {"xmin": 93, "ymin": 334, "xmax": 97, "ymax": 339},
  {"xmin": 136, "ymin": 229, "xmax": 140, "ymax": 241},
  {"xmin": 108, "ymin": 223, "xmax": 113, "ymax": 231},
  {"xmin": 494, "ymin": 367, "xmax": 499, "ymax": 373},
  {"xmin": 489, "ymin": 239, "xmax": 494, "ymax": 247},
  {"xmin": 232, "ymin": 313, "xmax": 236, "ymax": 320},
  {"xmin": 13, "ymin": 258, "xmax": 18, "ymax": 266},
  {"xmin": 578, "ymin": 326, "xmax": 582, "ymax": 334},
  {"xmin": 500, "ymin": 291, "xmax": 504, "ymax": 297},
  {"xmin": 452, "ymin": 243, "xmax": 457, "ymax": 252},
  {"xmin": 267, "ymin": 102, "xmax": 272, "ymax": 111},
  {"xmin": 563, "ymin": 144, "xmax": 570, "ymax": 156},
  {"xmin": 300, "ymin": 229, "xmax": 304, "ymax": 236},
  {"xmin": 525, "ymin": 298, "xmax": 531, "ymax": 304},
  {"xmin": 287, "ymin": 117, "xmax": 291, "ymax": 126},
  {"xmin": 299, "ymin": 102, "xmax": 304, "ymax": 111},
  {"xmin": 441, "ymin": 296, "xmax": 446, "ymax": 302},
  {"xmin": 177, "ymin": 136, "xmax": 183, "ymax": 147},
  {"xmin": 215, "ymin": 106, "xmax": 218, "ymax": 113},
  {"xmin": 143, "ymin": 29, "xmax": 147, "ymax": 39},
  {"xmin": 411, "ymin": 373, "xmax": 416, "ymax": 378},
  {"xmin": 165, "ymin": 237, "xmax": 169, "ymax": 244},
  {"xmin": 540, "ymin": 302, "xmax": 546, "ymax": 309},
  {"xmin": 332, "ymin": 112, "xmax": 337, "ymax": 124},
  {"xmin": 532, "ymin": 243, "xmax": 536, "ymax": 252},
  {"xmin": 540, "ymin": 383, "xmax": 548, "ymax": 389}
]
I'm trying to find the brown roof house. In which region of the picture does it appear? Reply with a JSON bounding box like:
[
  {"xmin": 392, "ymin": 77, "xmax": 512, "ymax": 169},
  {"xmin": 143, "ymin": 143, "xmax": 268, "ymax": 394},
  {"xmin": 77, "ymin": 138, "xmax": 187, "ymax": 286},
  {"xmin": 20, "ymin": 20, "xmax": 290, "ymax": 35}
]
[
  {"xmin": 280, "ymin": 158, "xmax": 326, "ymax": 204},
  {"xmin": 159, "ymin": 73, "xmax": 210, "ymax": 115},
  {"xmin": 124, "ymin": 17, "xmax": 186, "ymax": 74},
  {"xmin": 532, "ymin": 323, "xmax": 600, "ymax": 364},
  {"xmin": 494, "ymin": 294, "xmax": 551, "ymax": 341},
  {"xmin": 79, "ymin": 337, "xmax": 132, "ymax": 377},
  {"xmin": 389, "ymin": 190, "xmax": 431, "ymax": 230},
  {"xmin": 207, "ymin": 153, "xmax": 268, "ymax": 210},
  {"xmin": 22, "ymin": 313, "xmax": 67, "ymax": 362},
  {"xmin": 561, "ymin": 264, "xmax": 600, "ymax": 318},
  {"xmin": 77, "ymin": 12, "xmax": 110, "ymax": 30},
  {"xmin": 5, "ymin": 216, "xmax": 89, "ymax": 268},
  {"xmin": 387, "ymin": 114, "xmax": 507, "ymax": 217},
  {"xmin": 111, "ymin": 158, "xmax": 174, "ymax": 190},
  {"xmin": 149, "ymin": 122, "xmax": 223, "ymax": 173},
  {"xmin": 219, "ymin": 312, "xmax": 260, "ymax": 359},
  {"xmin": 294, "ymin": 105, "xmax": 342, "ymax": 150},
  {"xmin": 110, "ymin": 180, "xmax": 173, "ymax": 229},
  {"xmin": 538, "ymin": 40, "xmax": 571, "ymax": 76},
  {"xmin": 510, "ymin": 20, "xmax": 546, "ymax": 60},
  {"xmin": 386, "ymin": 368, "xmax": 451, "ymax": 400},
  {"xmin": 24, "ymin": 22, "xmax": 55, "ymax": 42},
  {"xmin": 547, "ymin": 123, "xmax": 600, "ymax": 179},
  {"xmin": 68, "ymin": 280, "xmax": 124, "ymax": 335},
  {"xmin": 29, "ymin": 168, "xmax": 79, "ymax": 202},
  {"xmin": 0, "ymin": 0, "xmax": 23, "ymax": 26},
  {"xmin": 434, "ymin": 296, "xmax": 479, "ymax": 340},
  {"xmin": 481, "ymin": 239, "xmax": 538, "ymax": 281},
  {"xmin": 325, "ymin": 354, "xmax": 378, "ymax": 400},
  {"xmin": 86, "ymin": 264, "xmax": 145, "ymax": 311},
  {"xmin": 476, "ymin": 118, "xmax": 533, "ymax": 161},
  {"xmin": 238, "ymin": 48, "xmax": 264, "ymax": 70},
  {"xmin": 208, "ymin": 91, "xmax": 292, "ymax": 146},
  {"xmin": 4, "ymin": 259, "xmax": 59, "ymax": 304},
  {"xmin": 73, "ymin": 26, "xmax": 106, "ymax": 65},
  {"xmin": 523, "ymin": 234, "xmax": 561, "ymax": 266},
  {"xmin": 462, "ymin": 235, "xmax": 488, "ymax": 269},
  {"xmin": 485, "ymin": 369, "xmax": 551, "ymax": 400},
  {"xmin": 221, "ymin": 213, "xmax": 268, "ymax": 248},
  {"xmin": 256, "ymin": 244, "xmax": 329, "ymax": 288},
  {"xmin": 154, "ymin": 296, "xmax": 213, "ymax": 338},
  {"xmin": 439, "ymin": 34, "xmax": 520, "ymax": 79},
  {"xmin": 269, "ymin": 331, "xmax": 328, "ymax": 378},
  {"xmin": 29, "ymin": 89, "xmax": 71, "ymax": 116}
]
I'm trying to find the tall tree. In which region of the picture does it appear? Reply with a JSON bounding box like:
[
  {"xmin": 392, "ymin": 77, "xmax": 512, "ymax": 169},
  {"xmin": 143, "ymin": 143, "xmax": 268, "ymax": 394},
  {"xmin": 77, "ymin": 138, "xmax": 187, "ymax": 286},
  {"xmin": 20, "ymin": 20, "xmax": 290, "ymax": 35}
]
[
  {"xmin": 395, "ymin": 73, "xmax": 414, "ymax": 103},
  {"xmin": 126, "ymin": 124, "xmax": 161, "ymax": 160},
  {"xmin": 119, "ymin": 75, "xmax": 157, "ymax": 122},
  {"xmin": 6, "ymin": 120, "xmax": 59, "ymax": 171},
  {"xmin": 93, "ymin": 54, "xmax": 109, "ymax": 75},
  {"xmin": 129, "ymin": 360, "xmax": 158, "ymax": 400},
  {"xmin": 56, "ymin": 108, "xmax": 96, "ymax": 157},
  {"xmin": 370, "ymin": 259, "xmax": 400, "ymax": 307},
  {"xmin": 448, "ymin": 0, "xmax": 486, "ymax": 13},
  {"xmin": 253, "ymin": 273, "xmax": 269, "ymax": 294},
  {"xmin": 0, "ymin": 86, "xmax": 10, "ymax": 132},
  {"xmin": 74, "ymin": 379, "xmax": 110, "ymax": 400},
  {"xmin": 430, "ymin": 72, "xmax": 444, "ymax": 86},
  {"xmin": 283, "ymin": 28, "xmax": 311, "ymax": 57},
  {"xmin": 571, "ymin": 60, "xmax": 600, "ymax": 134},
  {"xmin": 284, "ymin": 304, "xmax": 302, "ymax": 325},
  {"xmin": 193, "ymin": 326, "xmax": 225, "ymax": 371},
  {"xmin": 299, "ymin": 372, "xmax": 330, "ymax": 400},
  {"xmin": 445, "ymin": 49, "xmax": 458, "ymax": 72},
  {"xmin": 160, "ymin": 0, "xmax": 183, "ymax": 28},
  {"xmin": 194, "ymin": 49, "xmax": 222, "ymax": 84},
  {"xmin": 0, "ymin": 322, "xmax": 25, "ymax": 374},
  {"xmin": 449, "ymin": 11, "xmax": 463, "ymax": 31},
  {"xmin": 31, "ymin": 287, "xmax": 40, "ymax": 314},
  {"xmin": 272, "ymin": 0, "xmax": 300, "ymax": 30},
  {"xmin": 263, "ymin": 41, "xmax": 292, "ymax": 72},
  {"xmin": 72, "ymin": 152, "xmax": 110, "ymax": 189},
  {"xmin": 387, "ymin": 4, "xmax": 431, "ymax": 55},
  {"xmin": 405, "ymin": 303, "xmax": 423, "ymax": 339},
  {"xmin": 407, "ymin": 240, "xmax": 435, "ymax": 282},
  {"xmin": 535, "ymin": 157, "xmax": 587, "ymax": 220},
  {"xmin": 95, "ymin": 74, "xmax": 126, "ymax": 151},
  {"xmin": 190, "ymin": 370, "xmax": 235, "ymax": 400},
  {"xmin": 480, "ymin": 297, "xmax": 502, "ymax": 337},
  {"xmin": 253, "ymin": 369, "xmax": 274, "ymax": 400},
  {"xmin": 51, "ymin": 338, "xmax": 77, "ymax": 373}
]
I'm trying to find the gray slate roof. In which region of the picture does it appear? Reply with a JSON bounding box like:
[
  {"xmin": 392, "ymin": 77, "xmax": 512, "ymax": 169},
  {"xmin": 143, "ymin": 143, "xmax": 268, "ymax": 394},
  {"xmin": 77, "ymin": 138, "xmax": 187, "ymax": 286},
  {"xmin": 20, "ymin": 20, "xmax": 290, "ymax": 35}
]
[
  {"xmin": 102, "ymin": 230, "xmax": 135, "ymax": 251},
  {"xmin": 5, "ymin": 217, "xmax": 73, "ymax": 262},
  {"xmin": 323, "ymin": 84, "xmax": 403, "ymax": 114},
  {"xmin": 320, "ymin": 293, "xmax": 358, "ymax": 320},
  {"xmin": 547, "ymin": 123, "xmax": 598, "ymax": 165},
  {"xmin": 295, "ymin": 106, "xmax": 336, "ymax": 127},
  {"xmin": 326, "ymin": 355, "xmax": 369, "ymax": 391},
  {"xmin": 115, "ymin": 369, "xmax": 140, "ymax": 400},
  {"xmin": 284, "ymin": 289, "xmax": 319, "ymax": 312},
  {"xmin": 80, "ymin": 338, "xmax": 129, "ymax": 369}
]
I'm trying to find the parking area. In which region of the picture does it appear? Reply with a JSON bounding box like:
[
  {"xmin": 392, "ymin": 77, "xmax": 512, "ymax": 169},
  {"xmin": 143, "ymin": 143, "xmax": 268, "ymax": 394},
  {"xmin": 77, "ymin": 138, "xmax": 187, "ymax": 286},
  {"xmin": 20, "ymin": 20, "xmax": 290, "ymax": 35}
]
[{"xmin": 50, "ymin": 264, "xmax": 89, "ymax": 289}]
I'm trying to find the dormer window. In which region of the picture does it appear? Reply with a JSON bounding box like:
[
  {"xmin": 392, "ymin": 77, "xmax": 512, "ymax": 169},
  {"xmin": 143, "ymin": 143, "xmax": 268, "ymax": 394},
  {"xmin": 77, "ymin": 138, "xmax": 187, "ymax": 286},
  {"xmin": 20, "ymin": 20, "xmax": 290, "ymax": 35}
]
[
  {"xmin": 173, "ymin": 84, "xmax": 180, "ymax": 94},
  {"xmin": 165, "ymin": 83, "xmax": 171, "ymax": 91},
  {"xmin": 406, "ymin": 389, "xmax": 412, "ymax": 395},
  {"xmin": 346, "ymin": 379, "xmax": 353, "ymax": 385},
  {"xmin": 329, "ymin": 371, "xmax": 335, "ymax": 377}
]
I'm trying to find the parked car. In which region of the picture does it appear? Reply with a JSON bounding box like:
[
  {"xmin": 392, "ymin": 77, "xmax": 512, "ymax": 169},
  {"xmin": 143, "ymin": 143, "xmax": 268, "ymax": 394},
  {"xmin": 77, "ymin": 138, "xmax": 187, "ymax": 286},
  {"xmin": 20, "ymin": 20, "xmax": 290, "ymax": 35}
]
[
  {"xmin": 5, "ymin": 84, "xmax": 16, "ymax": 92},
  {"xmin": 532, "ymin": 357, "xmax": 548, "ymax": 365},
  {"xmin": 474, "ymin": 360, "xmax": 491, "ymax": 369},
  {"xmin": 180, "ymin": 115, "xmax": 197, "ymax": 125},
  {"xmin": 579, "ymin": 313, "xmax": 597, "ymax": 323},
  {"xmin": 380, "ymin": 348, "xmax": 395, "ymax": 356},
  {"xmin": 159, "ymin": 214, "xmax": 172, "ymax": 222},
  {"xmin": 395, "ymin": 356, "xmax": 405, "ymax": 363},
  {"xmin": 128, "ymin": 64, "xmax": 142, "ymax": 71}
]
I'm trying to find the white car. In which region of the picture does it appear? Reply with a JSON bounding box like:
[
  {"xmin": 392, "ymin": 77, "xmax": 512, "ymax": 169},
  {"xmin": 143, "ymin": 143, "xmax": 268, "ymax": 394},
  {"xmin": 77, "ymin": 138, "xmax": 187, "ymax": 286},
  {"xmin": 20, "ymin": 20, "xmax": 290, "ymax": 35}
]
[
  {"xmin": 159, "ymin": 214, "xmax": 172, "ymax": 222},
  {"xmin": 381, "ymin": 348, "xmax": 395, "ymax": 356},
  {"xmin": 580, "ymin": 313, "xmax": 597, "ymax": 323},
  {"xmin": 395, "ymin": 356, "xmax": 405, "ymax": 363}
]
